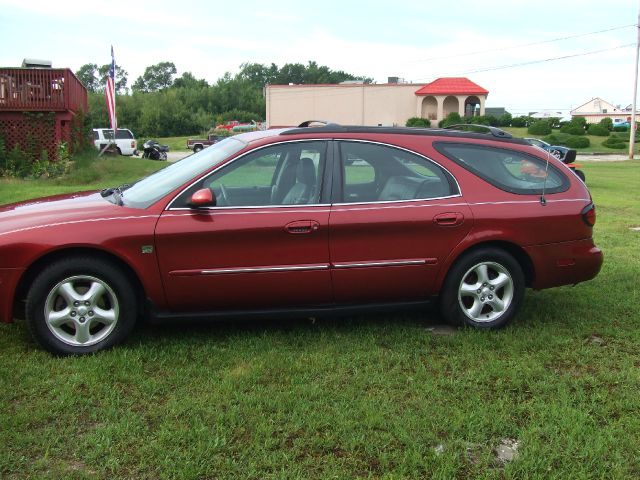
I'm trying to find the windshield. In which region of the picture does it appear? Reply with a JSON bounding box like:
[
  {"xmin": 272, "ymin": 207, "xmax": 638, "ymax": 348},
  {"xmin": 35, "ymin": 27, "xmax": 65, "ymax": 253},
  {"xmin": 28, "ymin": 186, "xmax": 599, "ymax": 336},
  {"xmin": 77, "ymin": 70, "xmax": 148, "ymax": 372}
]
[{"xmin": 120, "ymin": 137, "xmax": 246, "ymax": 208}]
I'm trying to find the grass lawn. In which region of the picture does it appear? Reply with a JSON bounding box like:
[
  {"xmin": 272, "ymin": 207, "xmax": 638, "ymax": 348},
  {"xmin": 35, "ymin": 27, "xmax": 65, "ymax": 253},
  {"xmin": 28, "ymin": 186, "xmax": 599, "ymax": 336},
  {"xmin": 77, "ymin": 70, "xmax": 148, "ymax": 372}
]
[
  {"xmin": 503, "ymin": 127, "xmax": 639, "ymax": 154},
  {"xmin": 0, "ymin": 158, "xmax": 639, "ymax": 478},
  {"xmin": 156, "ymin": 136, "xmax": 193, "ymax": 152}
]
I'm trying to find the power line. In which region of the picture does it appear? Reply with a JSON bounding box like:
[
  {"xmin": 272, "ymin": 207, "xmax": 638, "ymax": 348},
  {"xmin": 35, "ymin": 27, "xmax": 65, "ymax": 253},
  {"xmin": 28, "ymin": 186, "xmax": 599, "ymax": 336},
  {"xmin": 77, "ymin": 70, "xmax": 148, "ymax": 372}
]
[
  {"xmin": 414, "ymin": 43, "xmax": 634, "ymax": 80},
  {"xmin": 410, "ymin": 24, "xmax": 636, "ymax": 63}
]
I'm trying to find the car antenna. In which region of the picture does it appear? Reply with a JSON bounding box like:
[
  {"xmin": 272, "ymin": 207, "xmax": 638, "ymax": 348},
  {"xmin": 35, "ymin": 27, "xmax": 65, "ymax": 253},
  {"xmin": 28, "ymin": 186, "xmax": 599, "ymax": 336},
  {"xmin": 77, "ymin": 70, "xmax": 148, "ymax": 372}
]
[{"xmin": 540, "ymin": 149, "xmax": 550, "ymax": 206}]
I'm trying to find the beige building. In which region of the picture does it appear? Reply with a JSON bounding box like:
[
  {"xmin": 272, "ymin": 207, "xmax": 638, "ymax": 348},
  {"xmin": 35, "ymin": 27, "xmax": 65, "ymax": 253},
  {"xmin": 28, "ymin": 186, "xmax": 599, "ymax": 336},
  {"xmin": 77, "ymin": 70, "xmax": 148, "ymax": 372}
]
[
  {"xmin": 266, "ymin": 77, "xmax": 488, "ymax": 128},
  {"xmin": 571, "ymin": 97, "xmax": 632, "ymax": 124}
]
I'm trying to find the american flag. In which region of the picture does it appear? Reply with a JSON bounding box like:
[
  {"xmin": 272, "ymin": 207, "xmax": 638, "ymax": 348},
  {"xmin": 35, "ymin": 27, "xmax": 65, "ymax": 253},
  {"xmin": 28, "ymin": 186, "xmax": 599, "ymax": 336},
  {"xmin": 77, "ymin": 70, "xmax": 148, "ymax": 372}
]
[{"xmin": 105, "ymin": 46, "xmax": 117, "ymax": 132}]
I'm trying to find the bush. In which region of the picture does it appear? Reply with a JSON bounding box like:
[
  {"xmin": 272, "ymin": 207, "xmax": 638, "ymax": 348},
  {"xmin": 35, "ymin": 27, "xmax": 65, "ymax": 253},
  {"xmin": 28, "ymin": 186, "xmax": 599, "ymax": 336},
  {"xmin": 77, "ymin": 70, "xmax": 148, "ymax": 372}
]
[
  {"xmin": 405, "ymin": 117, "xmax": 431, "ymax": 127},
  {"xmin": 511, "ymin": 116, "xmax": 532, "ymax": 128},
  {"xmin": 599, "ymin": 117, "xmax": 613, "ymax": 131},
  {"xmin": 571, "ymin": 117, "xmax": 587, "ymax": 129},
  {"xmin": 438, "ymin": 112, "xmax": 462, "ymax": 128},
  {"xmin": 497, "ymin": 113, "xmax": 512, "ymax": 127},
  {"xmin": 547, "ymin": 117, "xmax": 562, "ymax": 129},
  {"xmin": 544, "ymin": 134, "xmax": 560, "ymax": 144},
  {"xmin": 560, "ymin": 124, "xmax": 585, "ymax": 135},
  {"xmin": 528, "ymin": 120, "xmax": 552, "ymax": 135},
  {"xmin": 613, "ymin": 125, "xmax": 629, "ymax": 132},
  {"xmin": 602, "ymin": 137, "xmax": 627, "ymax": 149},
  {"xmin": 468, "ymin": 115, "xmax": 498, "ymax": 127},
  {"xmin": 564, "ymin": 136, "xmax": 590, "ymax": 148},
  {"xmin": 587, "ymin": 124, "xmax": 610, "ymax": 136}
]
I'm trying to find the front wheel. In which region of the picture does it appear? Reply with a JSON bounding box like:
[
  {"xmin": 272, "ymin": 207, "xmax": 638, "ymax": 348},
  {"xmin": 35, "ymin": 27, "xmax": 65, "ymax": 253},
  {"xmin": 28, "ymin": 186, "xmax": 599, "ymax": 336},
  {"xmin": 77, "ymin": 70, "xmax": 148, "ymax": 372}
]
[
  {"xmin": 439, "ymin": 248, "xmax": 525, "ymax": 329},
  {"xmin": 26, "ymin": 257, "xmax": 138, "ymax": 355}
]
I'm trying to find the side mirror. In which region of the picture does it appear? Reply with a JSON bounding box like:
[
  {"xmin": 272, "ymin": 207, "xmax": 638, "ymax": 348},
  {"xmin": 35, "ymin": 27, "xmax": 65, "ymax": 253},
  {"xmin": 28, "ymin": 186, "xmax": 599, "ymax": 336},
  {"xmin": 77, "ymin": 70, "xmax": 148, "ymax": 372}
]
[{"xmin": 189, "ymin": 188, "xmax": 216, "ymax": 208}]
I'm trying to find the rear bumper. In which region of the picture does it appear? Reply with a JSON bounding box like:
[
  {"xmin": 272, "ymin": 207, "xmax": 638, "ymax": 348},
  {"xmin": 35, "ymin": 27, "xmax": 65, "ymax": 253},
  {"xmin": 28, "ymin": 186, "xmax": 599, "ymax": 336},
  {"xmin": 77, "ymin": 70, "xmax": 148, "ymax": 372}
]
[
  {"xmin": 0, "ymin": 268, "xmax": 23, "ymax": 323},
  {"xmin": 524, "ymin": 238, "xmax": 603, "ymax": 289}
]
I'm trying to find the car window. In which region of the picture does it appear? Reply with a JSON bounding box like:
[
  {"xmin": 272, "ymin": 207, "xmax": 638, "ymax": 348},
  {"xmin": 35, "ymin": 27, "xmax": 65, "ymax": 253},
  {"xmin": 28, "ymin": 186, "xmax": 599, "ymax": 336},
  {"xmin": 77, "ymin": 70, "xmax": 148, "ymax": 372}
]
[
  {"xmin": 176, "ymin": 141, "xmax": 327, "ymax": 208},
  {"xmin": 115, "ymin": 129, "xmax": 134, "ymax": 139},
  {"xmin": 435, "ymin": 142, "xmax": 569, "ymax": 195},
  {"xmin": 92, "ymin": 130, "xmax": 99, "ymax": 140},
  {"xmin": 338, "ymin": 141, "xmax": 457, "ymax": 203}
]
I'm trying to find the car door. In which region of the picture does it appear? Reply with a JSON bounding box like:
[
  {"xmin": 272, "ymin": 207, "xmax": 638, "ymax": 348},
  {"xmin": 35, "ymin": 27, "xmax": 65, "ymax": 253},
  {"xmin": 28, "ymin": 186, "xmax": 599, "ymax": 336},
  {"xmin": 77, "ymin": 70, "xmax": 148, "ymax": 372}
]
[
  {"xmin": 329, "ymin": 140, "xmax": 473, "ymax": 303},
  {"xmin": 155, "ymin": 140, "xmax": 333, "ymax": 312}
]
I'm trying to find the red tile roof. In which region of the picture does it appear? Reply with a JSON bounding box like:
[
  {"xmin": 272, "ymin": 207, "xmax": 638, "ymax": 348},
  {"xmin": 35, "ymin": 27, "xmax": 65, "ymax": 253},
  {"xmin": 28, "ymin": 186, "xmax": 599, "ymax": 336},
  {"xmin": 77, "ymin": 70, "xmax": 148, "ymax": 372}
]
[{"xmin": 415, "ymin": 77, "xmax": 488, "ymax": 96}]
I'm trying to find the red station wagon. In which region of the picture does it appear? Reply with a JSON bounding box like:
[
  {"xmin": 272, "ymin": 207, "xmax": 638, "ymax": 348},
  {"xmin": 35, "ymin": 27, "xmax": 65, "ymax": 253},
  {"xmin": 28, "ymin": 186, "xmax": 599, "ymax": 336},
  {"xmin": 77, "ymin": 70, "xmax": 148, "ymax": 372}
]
[{"xmin": 0, "ymin": 124, "xmax": 603, "ymax": 355}]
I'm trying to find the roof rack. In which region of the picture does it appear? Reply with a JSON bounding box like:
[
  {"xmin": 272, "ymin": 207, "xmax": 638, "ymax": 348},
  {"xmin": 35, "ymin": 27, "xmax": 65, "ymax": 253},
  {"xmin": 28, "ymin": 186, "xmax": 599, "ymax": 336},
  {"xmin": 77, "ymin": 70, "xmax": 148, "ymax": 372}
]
[
  {"xmin": 444, "ymin": 124, "xmax": 512, "ymax": 139},
  {"xmin": 297, "ymin": 120, "xmax": 341, "ymax": 128},
  {"xmin": 280, "ymin": 124, "xmax": 526, "ymax": 144}
]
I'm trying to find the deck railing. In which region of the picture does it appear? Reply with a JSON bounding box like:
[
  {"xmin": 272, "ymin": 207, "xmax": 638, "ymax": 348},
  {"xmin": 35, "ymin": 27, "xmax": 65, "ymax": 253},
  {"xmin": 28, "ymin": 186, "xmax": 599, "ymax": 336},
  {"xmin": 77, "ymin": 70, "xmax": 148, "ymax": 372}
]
[{"xmin": 0, "ymin": 68, "xmax": 88, "ymax": 112}]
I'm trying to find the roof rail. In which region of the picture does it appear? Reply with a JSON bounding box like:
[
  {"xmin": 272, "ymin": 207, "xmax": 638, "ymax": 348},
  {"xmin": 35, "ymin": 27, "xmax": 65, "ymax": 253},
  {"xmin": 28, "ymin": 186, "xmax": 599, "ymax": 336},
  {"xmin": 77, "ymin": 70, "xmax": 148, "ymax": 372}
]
[
  {"xmin": 297, "ymin": 120, "xmax": 341, "ymax": 128},
  {"xmin": 444, "ymin": 124, "xmax": 512, "ymax": 139}
]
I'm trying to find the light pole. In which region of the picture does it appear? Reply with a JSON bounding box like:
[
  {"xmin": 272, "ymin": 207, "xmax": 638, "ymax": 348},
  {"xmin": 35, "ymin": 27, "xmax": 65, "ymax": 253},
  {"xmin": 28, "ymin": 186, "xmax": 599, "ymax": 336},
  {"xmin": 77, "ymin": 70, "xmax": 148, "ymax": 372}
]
[{"xmin": 629, "ymin": 7, "xmax": 640, "ymax": 160}]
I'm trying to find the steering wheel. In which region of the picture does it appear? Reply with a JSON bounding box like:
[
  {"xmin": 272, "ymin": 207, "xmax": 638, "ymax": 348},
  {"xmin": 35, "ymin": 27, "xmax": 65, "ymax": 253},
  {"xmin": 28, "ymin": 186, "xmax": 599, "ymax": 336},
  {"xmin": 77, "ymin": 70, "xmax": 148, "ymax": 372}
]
[{"xmin": 218, "ymin": 183, "xmax": 230, "ymax": 206}]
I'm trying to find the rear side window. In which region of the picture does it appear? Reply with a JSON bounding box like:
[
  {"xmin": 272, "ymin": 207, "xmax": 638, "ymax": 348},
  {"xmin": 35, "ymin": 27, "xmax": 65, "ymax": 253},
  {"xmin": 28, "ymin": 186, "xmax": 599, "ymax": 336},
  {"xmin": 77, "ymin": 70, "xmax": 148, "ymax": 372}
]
[
  {"xmin": 115, "ymin": 129, "xmax": 134, "ymax": 139},
  {"xmin": 339, "ymin": 141, "xmax": 458, "ymax": 203},
  {"xmin": 435, "ymin": 142, "xmax": 569, "ymax": 195},
  {"xmin": 101, "ymin": 129, "xmax": 134, "ymax": 140}
]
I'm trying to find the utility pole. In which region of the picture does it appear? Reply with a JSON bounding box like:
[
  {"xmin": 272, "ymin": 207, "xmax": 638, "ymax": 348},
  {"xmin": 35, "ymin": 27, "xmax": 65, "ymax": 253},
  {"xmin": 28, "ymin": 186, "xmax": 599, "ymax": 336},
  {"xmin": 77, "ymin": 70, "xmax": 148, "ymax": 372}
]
[{"xmin": 629, "ymin": 6, "xmax": 640, "ymax": 160}]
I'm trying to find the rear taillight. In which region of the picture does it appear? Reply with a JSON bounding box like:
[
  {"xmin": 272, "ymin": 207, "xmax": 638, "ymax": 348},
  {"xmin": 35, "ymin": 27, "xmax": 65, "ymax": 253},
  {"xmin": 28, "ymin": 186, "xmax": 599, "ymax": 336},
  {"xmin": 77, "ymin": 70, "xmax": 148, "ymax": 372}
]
[
  {"xmin": 581, "ymin": 203, "xmax": 596, "ymax": 227},
  {"xmin": 131, "ymin": 141, "xmax": 136, "ymax": 148}
]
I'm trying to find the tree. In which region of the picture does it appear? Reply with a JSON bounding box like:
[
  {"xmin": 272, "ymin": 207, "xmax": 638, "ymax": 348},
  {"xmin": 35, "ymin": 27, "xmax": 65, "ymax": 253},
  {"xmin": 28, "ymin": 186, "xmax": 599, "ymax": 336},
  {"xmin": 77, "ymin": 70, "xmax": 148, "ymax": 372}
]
[
  {"xmin": 173, "ymin": 72, "xmax": 209, "ymax": 89},
  {"xmin": 132, "ymin": 62, "xmax": 177, "ymax": 92},
  {"xmin": 98, "ymin": 64, "xmax": 128, "ymax": 93},
  {"xmin": 75, "ymin": 63, "xmax": 100, "ymax": 92},
  {"xmin": 76, "ymin": 63, "xmax": 127, "ymax": 93}
]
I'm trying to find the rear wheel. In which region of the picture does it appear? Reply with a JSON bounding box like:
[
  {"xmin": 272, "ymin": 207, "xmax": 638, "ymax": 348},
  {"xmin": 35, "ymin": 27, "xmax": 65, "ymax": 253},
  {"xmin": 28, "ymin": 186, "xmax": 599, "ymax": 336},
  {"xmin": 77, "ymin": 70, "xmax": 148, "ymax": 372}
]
[
  {"xmin": 193, "ymin": 145, "xmax": 203, "ymax": 153},
  {"xmin": 439, "ymin": 248, "xmax": 525, "ymax": 329},
  {"xmin": 26, "ymin": 257, "xmax": 137, "ymax": 355},
  {"xmin": 573, "ymin": 169, "xmax": 586, "ymax": 182}
]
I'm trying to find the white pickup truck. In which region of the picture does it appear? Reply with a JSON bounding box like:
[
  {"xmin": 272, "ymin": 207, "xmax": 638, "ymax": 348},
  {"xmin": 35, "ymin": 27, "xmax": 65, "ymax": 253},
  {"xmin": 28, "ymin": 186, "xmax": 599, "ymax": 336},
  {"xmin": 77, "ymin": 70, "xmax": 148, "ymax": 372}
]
[{"xmin": 93, "ymin": 128, "xmax": 138, "ymax": 156}]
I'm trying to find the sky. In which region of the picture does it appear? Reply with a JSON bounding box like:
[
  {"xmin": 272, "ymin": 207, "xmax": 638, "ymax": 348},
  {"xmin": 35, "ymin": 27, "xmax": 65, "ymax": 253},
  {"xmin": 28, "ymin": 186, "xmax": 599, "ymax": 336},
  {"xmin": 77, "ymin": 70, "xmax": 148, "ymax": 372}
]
[{"xmin": 0, "ymin": 0, "xmax": 639, "ymax": 115}]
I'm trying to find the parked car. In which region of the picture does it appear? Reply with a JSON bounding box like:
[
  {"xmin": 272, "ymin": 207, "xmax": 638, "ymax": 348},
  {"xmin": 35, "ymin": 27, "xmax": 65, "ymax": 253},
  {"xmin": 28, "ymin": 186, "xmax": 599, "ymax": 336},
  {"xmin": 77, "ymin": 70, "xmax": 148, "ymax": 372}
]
[
  {"xmin": 524, "ymin": 137, "xmax": 567, "ymax": 160},
  {"xmin": 0, "ymin": 124, "xmax": 603, "ymax": 355},
  {"xmin": 524, "ymin": 137, "xmax": 585, "ymax": 182},
  {"xmin": 187, "ymin": 134, "xmax": 225, "ymax": 153},
  {"xmin": 93, "ymin": 128, "xmax": 137, "ymax": 156}
]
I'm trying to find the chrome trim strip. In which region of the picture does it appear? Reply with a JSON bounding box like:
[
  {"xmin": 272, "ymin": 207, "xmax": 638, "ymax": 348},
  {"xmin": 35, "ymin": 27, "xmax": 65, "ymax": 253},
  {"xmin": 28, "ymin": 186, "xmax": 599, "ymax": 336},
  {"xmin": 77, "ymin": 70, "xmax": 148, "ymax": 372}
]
[
  {"xmin": 201, "ymin": 264, "xmax": 330, "ymax": 275},
  {"xmin": 166, "ymin": 138, "xmax": 331, "ymax": 211},
  {"xmin": 169, "ymin": 203, "xmax": 331, "ymax": 211},
  {"xmin": 333, "ymin": 259, "xmax": 427, "ymax": 269},
  {"xmin": 162, "ymin": 208, "xmax": 331, "ymax": 218},
  {"xmin": 333, "ymin": 194, "xmax": 462, "ymax": 207}
]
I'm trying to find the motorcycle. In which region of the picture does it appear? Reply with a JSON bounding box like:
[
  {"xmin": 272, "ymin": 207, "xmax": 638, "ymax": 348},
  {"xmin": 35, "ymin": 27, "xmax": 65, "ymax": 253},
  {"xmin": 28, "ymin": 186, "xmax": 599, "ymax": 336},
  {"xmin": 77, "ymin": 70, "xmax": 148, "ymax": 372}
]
[{"xmin": 141, "ymin": 140, "xmax": 169, "ymax": 161}]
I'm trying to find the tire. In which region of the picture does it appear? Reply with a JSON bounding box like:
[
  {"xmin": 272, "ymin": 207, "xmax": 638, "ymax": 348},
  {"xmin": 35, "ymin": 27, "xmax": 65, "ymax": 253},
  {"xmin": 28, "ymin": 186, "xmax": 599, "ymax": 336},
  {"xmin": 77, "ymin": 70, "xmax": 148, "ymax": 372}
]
[
  {"xmin": 193, "ymin": 145, "xmax": 203, "ymax": 153},
  {"xmin": 574, "ymin": 169, "xmax": 586, "ymax": 182},
  {"xmin": 116, "ymin": 147, "xmax": 122, "ymax": 156},
  {"xmin": 550, "ymin": 149, "xmax": 563, "ymax": 160},
  {"xmin": 439, "ymin": 248, "xmax": 525, "ymax": 329},
  {"xmin": 26, "ymin": 257, "xmax": 137, "ymax": 355}
]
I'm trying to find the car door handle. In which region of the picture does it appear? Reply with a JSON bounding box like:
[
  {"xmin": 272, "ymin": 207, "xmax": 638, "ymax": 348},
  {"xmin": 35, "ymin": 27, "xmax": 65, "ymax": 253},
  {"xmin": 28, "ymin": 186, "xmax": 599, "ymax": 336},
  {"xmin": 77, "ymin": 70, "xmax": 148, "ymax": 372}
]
[
  {"xmin": 434, "ymin": 212, "xmax": 464, "ymax": 227},
  {"xmin": 285, "ymin": 220, "xmax": 320, "ymax": 234}
]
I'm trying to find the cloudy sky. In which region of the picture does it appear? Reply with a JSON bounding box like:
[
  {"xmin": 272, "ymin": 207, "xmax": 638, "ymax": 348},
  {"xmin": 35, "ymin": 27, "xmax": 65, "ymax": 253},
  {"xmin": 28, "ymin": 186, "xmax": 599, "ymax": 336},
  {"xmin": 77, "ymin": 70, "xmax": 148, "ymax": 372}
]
[{"xmin": 0, "ymin": 0, "xmax": 638, "ymax": 115}]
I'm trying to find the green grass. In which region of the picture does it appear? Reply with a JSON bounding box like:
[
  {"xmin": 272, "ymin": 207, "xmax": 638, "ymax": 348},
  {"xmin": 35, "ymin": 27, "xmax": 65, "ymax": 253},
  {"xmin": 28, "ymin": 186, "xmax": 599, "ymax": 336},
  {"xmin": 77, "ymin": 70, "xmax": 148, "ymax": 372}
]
[
  {"xmin": 156, "ymin": 136, "xmax": 192, "ymax": 152},
  {"xmin": 504, "ymin": 127, "xmax": 639, "ymax": 154},
  {"xmin": 1, "ymin": 160, "xmax": 639, "ymax": 478},
  {"xmin": 0, "ymin": 151, "xmax": 166, "ymax": 206}
]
